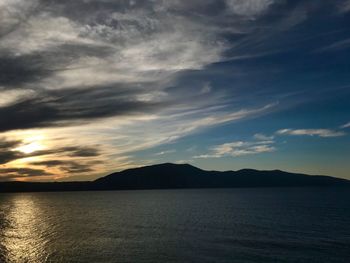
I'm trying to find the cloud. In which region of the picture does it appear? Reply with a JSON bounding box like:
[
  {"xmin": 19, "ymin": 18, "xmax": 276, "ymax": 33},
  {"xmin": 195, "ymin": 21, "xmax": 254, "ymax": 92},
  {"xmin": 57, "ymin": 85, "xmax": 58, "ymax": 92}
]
[
  {"xmin": 0, "ymin": 136, "xmax": 101, "ymax": 165},
  {"xmin": 154, "ymin": 150, "xmax": 176, "ymax": 156},
  {"xmin": 0, "ymin": 0, "xmax": 306, "ymax": 137},
  {"xmin": 316, "ymin": 38, "xmax": 350, "ymax": 52},
  {"xmin": 0, "ymin": 85, "xmax": 167, "ymax": 132},
  {"xmin": 338, "ymin": 0, "xmax": 350, "ymax": 13},
  {"xmin": 0, "ymin": 0, "xmax": 39, "ymax": 38},
  {"xmin": 226, "ymin": 0, "xmax": 275, "ymax": 17},
  {"xmin": 200, "ymin": 82, "xmax": 212, "ymax": 94},
  {"xmin": 0, "ymin": 138, "xmax": 23, "ymax": 164},
  {"xmin": 341, "ymin": 122, "xmax": 350, "ymax": 129},
  {"xmin": 0, "ymin": 89, "xmax": 36, "ymax": 107},
  {"xmin": 0, "ymin": 136, "xmax": 103, "ymax": 180},
  {"xmin": 30, "ymin": 160, "xmax": 100, "ymax": 173},
  {"xmin": 253, "ymin": 133, "xmax": 274, "ymax": 141},
  {"xmin": 276, "ymin": 129, "xmax": 346, "ymax": 138},
  {"xmin": 166, "ymin": 103, "xmax": 277, "ymax": 137},
  {"xmin": 62, "ymin": 147, "xmax": 100, "ymax": 157},
  {"xmin": 30, "ymin": 146, "xmax": 101, "ymax": 160},
  {"xmin": 0, "ymin": 0, "xmax": 227, "ymax": 90},
  {"xmin": 194, "ymin": 139, "xmax": 275, "ymax": 159},
  {"xmin": 0, "ymin": 167, "xmax": 52, "ymax": 180}
]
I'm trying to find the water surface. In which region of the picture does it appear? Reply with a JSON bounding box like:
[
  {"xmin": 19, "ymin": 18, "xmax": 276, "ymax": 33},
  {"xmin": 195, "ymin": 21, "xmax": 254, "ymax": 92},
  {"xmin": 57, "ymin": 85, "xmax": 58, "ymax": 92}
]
[{"xmin": 1, "ymin": 188, "xmax": 349, "ymax": 262}]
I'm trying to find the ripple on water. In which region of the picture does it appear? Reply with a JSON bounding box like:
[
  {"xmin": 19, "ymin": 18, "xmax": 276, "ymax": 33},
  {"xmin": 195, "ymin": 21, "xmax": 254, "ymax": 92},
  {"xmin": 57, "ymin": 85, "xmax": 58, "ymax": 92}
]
[{"xmin": 0, "ymin": 188, "xmax": 350, "ymax": 263}]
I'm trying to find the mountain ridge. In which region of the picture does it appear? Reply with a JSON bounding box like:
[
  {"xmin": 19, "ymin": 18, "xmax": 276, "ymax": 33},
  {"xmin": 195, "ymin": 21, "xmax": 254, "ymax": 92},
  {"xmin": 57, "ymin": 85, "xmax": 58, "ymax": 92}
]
[{"xmin": 0, "ymin": 163, "xmax": 349, "ymax": 193}]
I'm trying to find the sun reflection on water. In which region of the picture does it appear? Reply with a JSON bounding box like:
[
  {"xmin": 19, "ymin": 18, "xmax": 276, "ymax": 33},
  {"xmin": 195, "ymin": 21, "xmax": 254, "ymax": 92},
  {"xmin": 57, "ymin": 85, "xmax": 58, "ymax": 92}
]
[{"xmin": 1, "ymin": 194, "xmax": 51, "ymax": 263}]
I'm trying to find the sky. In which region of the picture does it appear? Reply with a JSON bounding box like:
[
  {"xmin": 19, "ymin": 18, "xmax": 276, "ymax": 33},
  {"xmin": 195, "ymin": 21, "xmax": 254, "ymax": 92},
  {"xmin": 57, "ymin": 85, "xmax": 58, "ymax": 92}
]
[{"xmin": 0, "ymin": 0, "xmax": 349, "ymax": 181}]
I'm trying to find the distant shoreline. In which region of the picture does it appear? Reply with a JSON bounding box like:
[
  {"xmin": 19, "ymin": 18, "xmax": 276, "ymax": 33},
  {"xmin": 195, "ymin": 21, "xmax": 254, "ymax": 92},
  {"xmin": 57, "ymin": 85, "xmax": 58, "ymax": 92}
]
[
  {"xmin": 1, "ymin": 185, "xmax": 349, "ymax": 194},
  {"xmin": 1, "ymin": 163, "xmax": 349, "ymax": 193}
]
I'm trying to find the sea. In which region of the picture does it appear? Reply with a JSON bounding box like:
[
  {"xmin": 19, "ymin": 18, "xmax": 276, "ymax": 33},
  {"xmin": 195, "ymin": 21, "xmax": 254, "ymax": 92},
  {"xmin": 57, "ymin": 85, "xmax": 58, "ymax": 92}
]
[{"xmin": 0, "ymin": 187, "xmax": 349, "ymax": 262}]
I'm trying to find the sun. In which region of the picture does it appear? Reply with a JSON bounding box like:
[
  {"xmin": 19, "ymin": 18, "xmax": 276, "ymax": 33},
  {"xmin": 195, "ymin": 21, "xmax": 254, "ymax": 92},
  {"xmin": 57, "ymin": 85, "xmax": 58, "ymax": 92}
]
[
  {"xmin": 17, "ymin": 142, "xmax": 43, "ymax": 154},
  {"xmin": 15, "ymin": 136, "xmax": 45, "ymax": 154}
]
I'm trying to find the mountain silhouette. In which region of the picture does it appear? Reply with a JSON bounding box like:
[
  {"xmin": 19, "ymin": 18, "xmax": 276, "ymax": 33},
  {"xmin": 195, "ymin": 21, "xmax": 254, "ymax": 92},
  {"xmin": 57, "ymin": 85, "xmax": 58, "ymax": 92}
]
[
  {"xmin": 94, "ymin": 163, "xmax": 349, "ymax": 189},
  {"xmin": 0, "ymin": 163, "xmax": 349, "ymax": 192}
]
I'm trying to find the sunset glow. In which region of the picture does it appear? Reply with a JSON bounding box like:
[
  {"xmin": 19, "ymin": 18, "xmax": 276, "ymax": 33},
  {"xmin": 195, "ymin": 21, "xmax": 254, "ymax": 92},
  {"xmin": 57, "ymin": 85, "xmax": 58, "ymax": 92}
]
[
  {"xmin": 15, "ymin": 140, "xmax": 44, "ymax": 154},
  {"xmin": 0, "ymin": 0, "xmax": 349, "ymax": 181}
]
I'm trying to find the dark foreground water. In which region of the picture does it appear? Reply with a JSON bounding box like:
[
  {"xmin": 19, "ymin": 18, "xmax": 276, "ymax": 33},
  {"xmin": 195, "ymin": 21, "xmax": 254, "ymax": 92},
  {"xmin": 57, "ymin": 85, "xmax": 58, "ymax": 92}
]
[{"xmin": 0, "ymin": 188, "xmax": 349, "ymax": 263}]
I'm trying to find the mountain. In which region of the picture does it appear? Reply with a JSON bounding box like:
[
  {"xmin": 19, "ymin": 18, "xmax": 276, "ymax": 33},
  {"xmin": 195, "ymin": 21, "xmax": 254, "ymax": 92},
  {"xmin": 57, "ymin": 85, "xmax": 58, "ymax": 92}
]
[
  {"xmin": 94, "ymin": 163, "xmax": 349, "ymax": 190},
  {"xmin": 0, "ymin": 163, "xmax": 349, "ymax": 193}
]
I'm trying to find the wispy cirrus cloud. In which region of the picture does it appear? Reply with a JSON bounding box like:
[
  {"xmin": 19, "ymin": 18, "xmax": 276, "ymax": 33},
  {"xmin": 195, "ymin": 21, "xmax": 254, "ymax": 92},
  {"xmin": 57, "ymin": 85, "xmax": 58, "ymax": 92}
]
[
  {"xmin": 316, "ymin": 38, "xmax": 350, "ymax": 52},
  {"xmin": 154, "ymin": 150, "xmax": 176, "ymax": 156},
  {"xmin": 338, "ymin": 0, "xmax": 350, "ymax": 13},
  {"xmin": 225, "ymin": 0, "xmax": 275, "ymax": 17},
  {"xmin": 276, "ymin": 129, "xmax": 346, "ymax": 138},
  {"xmin": 341, "ymin": 122, "xmax": 350, "ymax": 129},
  {"xmin": 253, "ymin": 133, "xmax": 274, "ymax": 141},
  {"xmin": 194, "ymin": 139, "xmax": 275, "ymax": 159}
]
